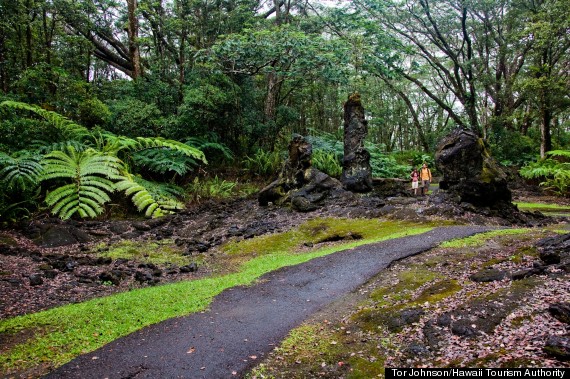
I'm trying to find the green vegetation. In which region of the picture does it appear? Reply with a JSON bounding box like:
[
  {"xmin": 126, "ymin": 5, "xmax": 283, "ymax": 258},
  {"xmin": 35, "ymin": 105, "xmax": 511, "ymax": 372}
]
[
  {"xmin": 0, "ymin": 0, "xmax": 569, "ymax": 223},
  {"xmin": 0, "ymin": 101, "xmax": 207, "ymax": 220},
  {"xmin": 0, "ymin": 218, "xmax": 432, "ymax": 375},
  {"xmin": 520, "ymin": 150, "xmax": 570, "ymax": 196},
  {"xmin": 439, "ymin": 229, "xmax": 531, "ymax": 248},
  {"xmin": 95, "ymin": 240, "xmax": 189, "ymax": 266},
  {"xmin": 223, "ymin": 218, "xmax": 433, "ymax": 256},
  {"xmin": 515, "ymin": 202, "xmax": 570, "ymax": 210},
  {"xmin": 370, "ymin": 266, "xmax": 441, "ymax": 305}
]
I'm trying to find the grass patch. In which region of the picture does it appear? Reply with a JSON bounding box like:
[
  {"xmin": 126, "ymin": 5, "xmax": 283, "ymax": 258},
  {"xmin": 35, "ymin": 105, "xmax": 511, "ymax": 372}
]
[
  {"xmin": 439, "ymin": 228, "xmax": 530, "ymax": 248},
  {"xmin": 514, "ymin": 202, "xmax": 570, "ymax": 211},
  {"xmin": 95, "ymin": 239, "xmax": 189, "ymax": 266},
  {"xmin": 0, "ymin": 219, "xmax": 433, "ymax": 376}
]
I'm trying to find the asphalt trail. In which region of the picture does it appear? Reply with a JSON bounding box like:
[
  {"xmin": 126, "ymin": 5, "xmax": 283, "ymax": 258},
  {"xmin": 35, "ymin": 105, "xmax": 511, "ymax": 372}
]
[{"xmin": 44, "ymin": 225, "xmax": 493, "ymax": 379}]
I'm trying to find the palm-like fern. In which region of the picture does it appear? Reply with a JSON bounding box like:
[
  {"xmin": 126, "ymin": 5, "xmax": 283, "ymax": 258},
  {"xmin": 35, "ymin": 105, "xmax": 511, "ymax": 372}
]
[
  {"xmin": 0, "ymin": 102, "xmax": 210, "ymax": 220},
  {"xmin": 115, "ymin": 173, "xmax": 184, "ymax": 218},
  {"xmin": 42, "ymin": 147, "xmax": 123, "ymax": 219},
  {"xmin": 98, "ymin": 132, "xmax": 208, "ymax": 176},
  {"xmin": 0, "ymin": 101, "xmax": 90, "ymax": 140},
  {"xmin": 0, "ymin": 151, "xmax": 43, "ymax": 190},
  {"xmin": 185, "ymin": 137, "xmax": 234, "ymax": 161},
  {"xmin": 520, "ymin": 150, "xmax": 570, "ymax": 195},
  {"xmin": 133, "ymin": 149, "xmax": 198, "ymax": 176}
]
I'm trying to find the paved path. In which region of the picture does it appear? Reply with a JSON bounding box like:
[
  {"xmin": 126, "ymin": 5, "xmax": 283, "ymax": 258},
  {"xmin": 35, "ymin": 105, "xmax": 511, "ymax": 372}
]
[{"xmin": 45, "ymin": 225, "xmax": 493, "ymax": 379}]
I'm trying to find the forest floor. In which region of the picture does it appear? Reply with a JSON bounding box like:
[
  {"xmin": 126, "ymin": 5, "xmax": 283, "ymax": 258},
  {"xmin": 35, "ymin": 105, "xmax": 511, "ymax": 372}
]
[{"xmin": 0, "ymin": 187, "xmax": 569, "ymax": 378}]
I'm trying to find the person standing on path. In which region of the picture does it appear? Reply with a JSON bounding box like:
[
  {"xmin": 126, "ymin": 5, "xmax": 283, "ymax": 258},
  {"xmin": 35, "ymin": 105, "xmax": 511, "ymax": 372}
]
[
  {"xmin": 420, "ymin": 163, "xmax": 432, "ymax": 196},
  {"xmin": 410, "ymin": 168, "xmax": 419, "ymax": 196}
]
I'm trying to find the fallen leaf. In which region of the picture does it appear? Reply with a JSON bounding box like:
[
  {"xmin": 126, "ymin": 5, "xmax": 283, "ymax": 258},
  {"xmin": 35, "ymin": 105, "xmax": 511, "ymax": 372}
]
[{"xmin": 187, "ymin": 347, "xmax": 196, "ymax": 354}]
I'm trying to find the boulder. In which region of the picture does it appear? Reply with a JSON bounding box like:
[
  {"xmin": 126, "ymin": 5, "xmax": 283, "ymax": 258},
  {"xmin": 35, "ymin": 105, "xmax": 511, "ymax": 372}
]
[
  {"xmin": 341, "ymin": 93, "xmax": 373, "ymax": 192},
  {"xmin": 435, "ymin": 128, "xmax": 511, "ymax": 206},
  {"xmin": 469, "ymin": 268, "xmax": 508, "ymax": 283},
  {"xmin": 33, "ymin": 225, "xmax": 92, "ymax": 247},
  {"xmin": 544, "ymin": 335, "xmax": 570, "ymax": 361},
  {"xmin": 29, "ymin": 273, "xmax": 44, "ymax": 286},
  {"xmin": 548, "ymin": 303, "xmax": 570, "ymax": 325}
]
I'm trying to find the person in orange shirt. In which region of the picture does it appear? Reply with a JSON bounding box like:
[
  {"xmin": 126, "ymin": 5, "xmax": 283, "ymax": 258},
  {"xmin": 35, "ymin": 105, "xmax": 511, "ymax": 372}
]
[{"xmin": 420, "ymin": 163, "xmax": 432, "ymax": 196}]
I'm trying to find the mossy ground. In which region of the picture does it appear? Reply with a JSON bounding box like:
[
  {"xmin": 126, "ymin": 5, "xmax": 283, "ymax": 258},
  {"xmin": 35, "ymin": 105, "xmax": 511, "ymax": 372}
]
[
  {"xmin": 94, "ymin": 239, "xmax": 190, "ymax": 266},
  {"xmin": 248, "ymin": 228, "xmax": 568, "ymax": 377},
  {"xmin": 514, "ymin": 202, "xmax": 570, "ymax": 217}
]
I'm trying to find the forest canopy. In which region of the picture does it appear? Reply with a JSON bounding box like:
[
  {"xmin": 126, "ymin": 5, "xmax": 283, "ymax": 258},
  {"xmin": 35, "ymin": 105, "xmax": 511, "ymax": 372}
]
[{"xmin": 0, "ymin": 0, "xmax": 569, "ymax": 220}]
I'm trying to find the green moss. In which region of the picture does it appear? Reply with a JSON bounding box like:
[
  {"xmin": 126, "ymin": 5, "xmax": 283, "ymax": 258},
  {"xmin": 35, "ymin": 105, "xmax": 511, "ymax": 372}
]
[
  {"xmin": 413, "ymin": 279, "xmax": 461, "ymax": 305},
  {"xmin": 440, "ymin": 229, "xmax": 530, "ymax": 248},
  {"xmin": 510, "ymin": 315, "xmax": 533, "ymax": 328},
  {"xmin": 370, "ymin": 266, "xmax": 440, "ymax": 304},
  {"xmin": 0, "ymin": 234, "xmax": 17, "ymax": 246},
  {"xmin": 95, "ymin": 240, "xmax": 189, "ymax": 266},
  {"xmin": 275, "ymin": 324, "xmax": 340, "ymax": 363},
  {"xmin": 514, "ymin": 202, "xmax": 570, "ymax": 211},
  {"xmin": 347, "ymin": 355, "xmax": 385, "ymax": 379},
  {"xmin": 223, "ymin": 218, "xmax": 434, "ymax": 257}
]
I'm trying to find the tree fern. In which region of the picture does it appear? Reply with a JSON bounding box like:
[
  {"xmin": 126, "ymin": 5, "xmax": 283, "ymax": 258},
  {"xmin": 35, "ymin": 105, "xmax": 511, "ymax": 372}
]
[
  {"xmin": 0, "ymin": 101, "xmax": 90, "ymax": 140},
  {"xmin": 99, "ymin": 133, "xmax": 207, "ymax": 175},
  {"xmin": 41, "ymin": 147, "xmax": 123, "ymax": 219},
  {"xmin": 133, "ymin": 149, "xmax": 198, "ymax": 176},
  {"xmin": 0, "ymin": 151, "xmax": 43, "ymax": 190},
  {"xmin": 115, "ymin": 173, "xmax": 184, "ymax": 218},
  {"xmin": 31, "ymin": 139, "xmax": 88, "ymax": 154},
  {"xmin": 185, "ymin": 137, "xmax": 234, "ymax": 161},
  {"xmin": 520, "ymin": 151, "xmax": 570, "ymax": 196},
  {"xmin": 131, "ymin": 137, "xmax": 207, "ymax": 163}
]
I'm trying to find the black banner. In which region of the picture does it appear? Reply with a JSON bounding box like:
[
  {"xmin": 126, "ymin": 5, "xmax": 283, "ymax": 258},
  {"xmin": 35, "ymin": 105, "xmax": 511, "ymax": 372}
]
[{"xmin": 385, "ymin": 368, "xmax": 569, "ymax": 379}]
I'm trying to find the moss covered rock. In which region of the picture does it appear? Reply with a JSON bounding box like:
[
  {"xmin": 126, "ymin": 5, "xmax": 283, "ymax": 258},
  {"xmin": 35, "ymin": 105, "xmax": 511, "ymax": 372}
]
[{"xmin": 435, "ymin": 128, "xmax": 511, "ymax": 206}]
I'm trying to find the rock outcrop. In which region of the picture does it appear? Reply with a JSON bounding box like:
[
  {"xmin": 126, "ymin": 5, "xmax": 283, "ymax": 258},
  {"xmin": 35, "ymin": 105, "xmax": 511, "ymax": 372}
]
[
  {"xmin": 341, "ymin": 93, "xmax": 373, "ymax": 193},
  {"xmin": 435, "ymin": 128, "xmax": 511, "ymax": 206},
  {"xmin": 258, "ymin": 134, "xmax": 347, "ymax": 212}
]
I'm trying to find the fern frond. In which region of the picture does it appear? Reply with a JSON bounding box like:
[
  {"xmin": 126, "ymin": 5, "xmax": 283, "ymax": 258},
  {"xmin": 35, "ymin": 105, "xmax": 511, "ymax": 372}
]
[
  {"xmin": 41, "ymin": 147, "xmax": 123, "ymax": 219},
  {"xmin": 547, "ymin": 150, "xmax": 570, "ymax": 159},
  {"xmin": 0, "ymin": 151, "xmax": 43, "ymax": 191},
  {"xmin": 132, "ymin": 149, "xmax": 198, "ymax": 176},
  {"xmin": 132, "ymin": 137, "xmax": 207, "ymax": 164},
  {"xmin": 185, "ymin": 137, "xmax": 234, "ymax": 161},
  {"xmin": 115, "ymin": 173, "xmax": 184, "ymax": 218},
  {"xmin": 0, "ymin": 101, "xmax": 90, "ymax": 140},
  {"xmin": 32, "ymin": 139, "xmax": 88, "ymax": 154}
]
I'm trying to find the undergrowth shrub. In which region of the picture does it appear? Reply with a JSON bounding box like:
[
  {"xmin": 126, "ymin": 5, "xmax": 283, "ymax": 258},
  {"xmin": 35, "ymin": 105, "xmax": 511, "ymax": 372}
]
[
  {"xmin": 520, "ymin": 150, "xmax": 570, "ymax": 196},
  {"xmin": 187, "ymin": 176, "xmax": 237, "ymax": 202},
  {"xmin": 243, "ymin": 149, "xmax": 284, "ymax": 177}
]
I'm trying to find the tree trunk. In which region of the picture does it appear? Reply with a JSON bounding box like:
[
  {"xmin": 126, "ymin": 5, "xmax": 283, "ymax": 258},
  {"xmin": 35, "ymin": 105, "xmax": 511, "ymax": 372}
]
[
  {"xmin": 540, "ymin": 107, "xmax": 552, "ymax": 159},
  {"xmin": 25, "ymin": 0, "xmax": 34, "ymax": 68},
  {"xmin": 127, "ymin": 0, "xmax": 141, "ymax": 79},
  {"xmin": 264, "ymin": 70, "xmax": 280, "ymax": 123},
  {"xmin": 0, "ymin": 33, "xmax": 7, "ymax": 92}
]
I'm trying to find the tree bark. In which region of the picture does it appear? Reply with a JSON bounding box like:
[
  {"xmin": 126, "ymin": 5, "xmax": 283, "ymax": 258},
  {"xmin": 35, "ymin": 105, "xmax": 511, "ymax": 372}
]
[
  {"xmin": 540, "ymin": 107, "xmax": 552, "ymax": 159},
  {"xmin": 127, "ymin": 0, "xmax": 142, "ymax": 79},
  {"xmin": 0, "ymin": 33, "xmax": 7, "ymax": 92},
  {"xmin": 25, "ymin": 0, "xmax": 35, "ymax": 68}
]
